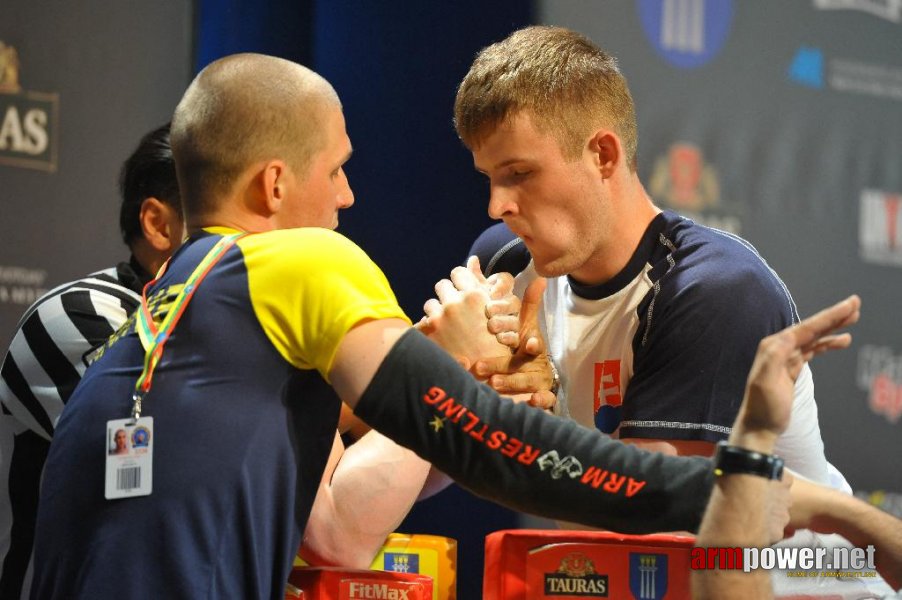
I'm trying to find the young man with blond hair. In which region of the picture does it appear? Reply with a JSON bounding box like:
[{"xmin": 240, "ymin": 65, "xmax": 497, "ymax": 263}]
[{"xmin": 458, "ymin": 25, "xmax": 894, "ymax": 597}]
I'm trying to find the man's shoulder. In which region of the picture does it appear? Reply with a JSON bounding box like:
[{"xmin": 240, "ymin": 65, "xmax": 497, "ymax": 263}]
[
  {"xmin": 231, "ymin": 228, "xmax": 397, "ymax": 303},
  {"xmin": 665, "ymin": 215, "xmax": 795, "ymax": 302},
  {"xmin": 241, "ymin": 227, "xmax": 365, "ymax": 259},
  {"xmin": 667, "ymin": 215, "xmax": 774, "ymax": 273},
  {"xmin": 468, "ymin": 222, "xmax": 531, "ymax": 277}
]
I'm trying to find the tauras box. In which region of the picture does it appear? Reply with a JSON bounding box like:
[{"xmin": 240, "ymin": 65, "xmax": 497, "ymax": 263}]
[{"xmin": 483, "ymin": 529, "xmax": 694, "ymax": 600}]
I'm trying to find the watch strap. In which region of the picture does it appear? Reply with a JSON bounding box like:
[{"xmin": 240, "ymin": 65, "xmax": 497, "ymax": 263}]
[{"xmin": 713, "ymin": 441, "xmax": 784, "ymax": 480}]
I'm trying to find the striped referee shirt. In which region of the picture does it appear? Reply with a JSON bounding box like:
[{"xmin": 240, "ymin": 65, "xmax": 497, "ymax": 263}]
[{"xmin": 0, "ymin": 259, "xmax": 148, "ymax": 599}]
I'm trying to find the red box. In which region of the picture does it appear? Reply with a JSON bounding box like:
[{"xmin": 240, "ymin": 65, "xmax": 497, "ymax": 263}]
[
  {"xmin": 286, "ymin": 566, "xmax": 433, "ymax": 600},
  {"xmin": 483, "ymin": 529, "xmax": 694, "ymax": 599}
]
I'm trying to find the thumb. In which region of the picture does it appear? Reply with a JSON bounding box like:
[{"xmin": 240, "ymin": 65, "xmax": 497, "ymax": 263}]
[
  {"xmin": 520, "ymin": 277, "xmax": 547, "ymax": 331},
  {"xmin": 466, "ymin": 255, "xmax": 488, "ymax": 285}
]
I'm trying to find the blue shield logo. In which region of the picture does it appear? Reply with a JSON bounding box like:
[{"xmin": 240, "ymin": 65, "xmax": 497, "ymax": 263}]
[
  {"xmin": 629, "ymin": 553, "xmax": 668, "ymax": 600},
  {"xmin": 637, "ymin": 0, "xmax": 735, "ymax": 69},
  {"xmin": 384, "ymin": 552, "xmax": 419, "ymax": 574}
]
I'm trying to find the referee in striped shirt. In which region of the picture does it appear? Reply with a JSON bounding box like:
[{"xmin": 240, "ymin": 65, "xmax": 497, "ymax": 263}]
[{"xmin": 0, "ymin": 123, "xmax": 183, "ymax": 599}]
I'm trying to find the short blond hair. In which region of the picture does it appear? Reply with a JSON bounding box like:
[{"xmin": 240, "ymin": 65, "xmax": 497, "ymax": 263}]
[
  {"xmin": 171, "ymin": 53, "xmax": 340, "ymax": 218},
  {"xmin": 454, "ymin": 26, "xmax": 638, "ymax": 169}
]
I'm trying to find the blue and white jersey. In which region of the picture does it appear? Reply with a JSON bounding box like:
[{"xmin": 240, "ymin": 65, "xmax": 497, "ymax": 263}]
[{"xmin": 471, "ymin": 211, "xmax": 838, "ymax": 486}]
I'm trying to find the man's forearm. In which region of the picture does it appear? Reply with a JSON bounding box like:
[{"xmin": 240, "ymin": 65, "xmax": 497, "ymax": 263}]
[
  {"xmin": 692, "ymin": 474, "xmax": 775, "ymax": 599},
  {"xmin": 300, "ymin": 431, "xmax": 431, "ymax": 568},
  {"xmin": 354, "ymin": 329, "xmax": 715, "ymax": 533},
  {"xmin": 692, "ymin": 425, "xmax": 780, "ymax": 599},
  {"xmin": 806, "ymin": 487, "xmax": 902, "ymax": 591}
]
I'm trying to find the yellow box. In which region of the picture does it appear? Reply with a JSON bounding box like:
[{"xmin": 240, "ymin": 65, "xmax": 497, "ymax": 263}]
[{"xmin": 294, "ymin": 532, "xmax": 456, "ymax": 600}]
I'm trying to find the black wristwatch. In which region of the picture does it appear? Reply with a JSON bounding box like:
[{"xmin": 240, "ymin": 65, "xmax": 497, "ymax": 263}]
[{"xmin": 713, "ymin": 441, "xmax": 784, "ymax": 480}]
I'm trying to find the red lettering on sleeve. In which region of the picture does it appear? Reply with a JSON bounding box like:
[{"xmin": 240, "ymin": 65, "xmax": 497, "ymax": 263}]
[
  {"xmin": 438, "ymin": 397, "xmax": 466, "ymax": 420},
  {"xmin": 518, "ymin": 446, "xmax": 540, "ymax": 465},
  {"xmin": 462, "ymin": 412, "xmax": 481, "ymax": 432},
  {"xmin": 486, "ymin": 430, "xmax": 506, "ymax": 450},
  {"xmin": 469, "ymin": 423, "xmax": 490, "ymax": 442},
  {"xmin": 500, "ymin": 438, "xmax": 523, "ymax": 458},
  {"xmin": 602, "ymin": 473, "xmax": 626, "ymax": 494},
  {"xmin": 580, "ymin": 466, "xmax": 609, "ymax": 489},
  {"xmin": 625, "ymin": 477, "xmax": 647, "ymax": 498},
  {"xmin": 424, "ymin": 387, "xmax": 446, "ymax": 405}
]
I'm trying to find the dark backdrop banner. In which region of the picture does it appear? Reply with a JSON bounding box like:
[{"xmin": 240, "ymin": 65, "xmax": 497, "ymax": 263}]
[
  {"xmin": 536, "ymin": 0, "xmax": 902, "ymax": 506},
  {"xmin": 1, "ymin": 1, "xmax": 194, "ymax": 348}
]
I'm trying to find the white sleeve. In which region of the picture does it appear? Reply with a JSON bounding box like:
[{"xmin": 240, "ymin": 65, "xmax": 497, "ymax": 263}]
[{"xmin": 775, "ymin": 363, "xmax": 850, "ymax": 489}]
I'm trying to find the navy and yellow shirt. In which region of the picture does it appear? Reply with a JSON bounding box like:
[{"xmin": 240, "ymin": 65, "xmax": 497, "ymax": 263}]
[{"xmin": 33, "ymin": 227, "xmax": 409, "ymax": 600}]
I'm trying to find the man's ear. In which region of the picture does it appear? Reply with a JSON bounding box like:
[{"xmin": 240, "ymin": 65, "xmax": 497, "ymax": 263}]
[
  {"xmin": 261, "ymin": 160, "xmax": 288, "ymax": 215},
  {"xmin": 139, "ymin": 197, "xmax": 182, "ymax": 253},
  {"xmin": 588, "ymin": 130, "xmax": 621, "ymax": 179}
]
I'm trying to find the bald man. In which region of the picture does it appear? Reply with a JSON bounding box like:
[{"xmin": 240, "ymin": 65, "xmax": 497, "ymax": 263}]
[{"xmin": 31, "ymin": 54, "xmax": 790, "ymax": 599}]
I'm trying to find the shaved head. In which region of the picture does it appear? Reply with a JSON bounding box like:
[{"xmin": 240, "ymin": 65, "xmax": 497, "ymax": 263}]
[{"xmin": 171, "ymin": 53, "xmax": 341, "ymax": 219}]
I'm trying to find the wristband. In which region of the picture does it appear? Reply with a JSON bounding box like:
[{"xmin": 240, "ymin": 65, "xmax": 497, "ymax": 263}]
[{"xmin": 713, "ymin": 441, "xmax": 784, "ymax": 480}]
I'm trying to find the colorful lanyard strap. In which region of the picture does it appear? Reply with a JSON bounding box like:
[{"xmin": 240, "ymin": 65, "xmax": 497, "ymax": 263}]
[{"xmin": 131, "ymin": 233, "xmax": 247, "ymax": 420}]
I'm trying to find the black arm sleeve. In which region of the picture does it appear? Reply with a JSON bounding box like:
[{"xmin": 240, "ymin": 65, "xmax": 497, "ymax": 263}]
[{"xmin": 354, "ymin": 329, "xmax": 715, "ymax": 534}]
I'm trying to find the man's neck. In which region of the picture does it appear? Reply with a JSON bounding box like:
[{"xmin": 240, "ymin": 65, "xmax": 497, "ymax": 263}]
[
  {"xmin": 569, "ymin": 181, "xmax": 661, "ymax": 286},
  {"xmin": 187, "ymin": 210, "xmax": 273, "ymax": 237}
]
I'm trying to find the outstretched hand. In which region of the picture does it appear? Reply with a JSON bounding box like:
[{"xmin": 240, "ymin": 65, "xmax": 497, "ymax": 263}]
[{"xmin": 733, "ymin": 295, "xmax": 861, "ymax": 449}]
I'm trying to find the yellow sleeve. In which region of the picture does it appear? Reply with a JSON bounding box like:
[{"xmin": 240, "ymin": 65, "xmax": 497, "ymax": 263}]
[{"xmin": 237, "ymin": 228, "xmax": 410, "ymax": 380}]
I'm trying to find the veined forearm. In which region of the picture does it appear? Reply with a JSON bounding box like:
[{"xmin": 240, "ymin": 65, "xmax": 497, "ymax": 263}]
[{"xmin": 301, "ymin": 431, "xmax": 431, "ymax": 567}]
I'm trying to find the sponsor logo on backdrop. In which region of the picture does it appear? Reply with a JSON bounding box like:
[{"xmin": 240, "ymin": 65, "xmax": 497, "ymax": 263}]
[
  {"xmin": 788, "ymin": 45, "xmax": 902, "ymax": 101},
  {"xmin": 0, "ymin": 265, "xmax": 48, "ymax": 306},
  {"xmin": 384, "ymin": 553, "xmax": 419, "ymax": 574},
  {"xmin": 648, "ymin": 142, "xmax": 741, "ymax": 234},
  {"xmin": 0, "ymin": 41, "xmax": 59, "ymax": 172},
  {"xmin": 788, "ymin": 47, "xmax": 826, "ymax": 89},
  {"xmin": 813, "ymin": 0, "xmax": 902, "ymax": 23},
  {"xmin": 629, "ymin": 553, "xmax": 668, "ymax": 600},
  {"xmin": 636, "ymin": 0, "xmax": 734, "ymax": 69},
  {"xmin": 859, "ymin": 188, "xmax": 902, "ymax": 266},
  {"xmin": 857, "ymin": 344, "xmax": 902, "ymax": 423},
  {"xmin": 544, "ymin": 552, "xmax": 609, "ymax": 596}
]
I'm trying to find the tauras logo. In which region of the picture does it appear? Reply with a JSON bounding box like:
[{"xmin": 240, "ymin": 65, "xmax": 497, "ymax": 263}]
[
  {"xmin": 0, "ymin": 41, "xmax": 59, "ymax": 172},
  {"xmin": 545, "ymin": 553, "xmax": 608, "ymax": 596},
  {"xmin": 544, "ymin": 576, "xmax": 608, "ymax": 595},
  {"xmin": 347, "ymin": 582, "xmax": 410, "ymax": 599}
]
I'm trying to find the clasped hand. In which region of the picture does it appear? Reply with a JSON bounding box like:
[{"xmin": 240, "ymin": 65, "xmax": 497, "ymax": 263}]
[{"xmin": 417, "ymin": 257, "xmax": 556, "ymax": 409}]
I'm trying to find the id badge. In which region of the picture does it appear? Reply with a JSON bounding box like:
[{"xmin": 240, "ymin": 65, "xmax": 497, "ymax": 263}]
[{"xmin": 105, "ymin": 417, "xmax": 153, "ymax": 499}]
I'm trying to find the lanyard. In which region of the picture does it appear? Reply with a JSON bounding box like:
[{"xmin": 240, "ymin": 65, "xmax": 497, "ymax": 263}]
[{"xmin": 131, "ymin": 233, "xmax": 246, "ymax": 420}]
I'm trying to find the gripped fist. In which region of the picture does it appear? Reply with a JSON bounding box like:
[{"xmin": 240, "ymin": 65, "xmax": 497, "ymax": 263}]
[
  {"xmin": 421, "ymin": 267, "xmax": 510, "ymax": 370},
  {"xmin": 474, "ymin": 277, "xmax": 556, "ymax": 409}
]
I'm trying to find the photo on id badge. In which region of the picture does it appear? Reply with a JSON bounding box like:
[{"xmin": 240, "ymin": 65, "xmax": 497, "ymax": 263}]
[{"xmin": 105, "ymin": 417, "xmax": 154, "ymax": 499}]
